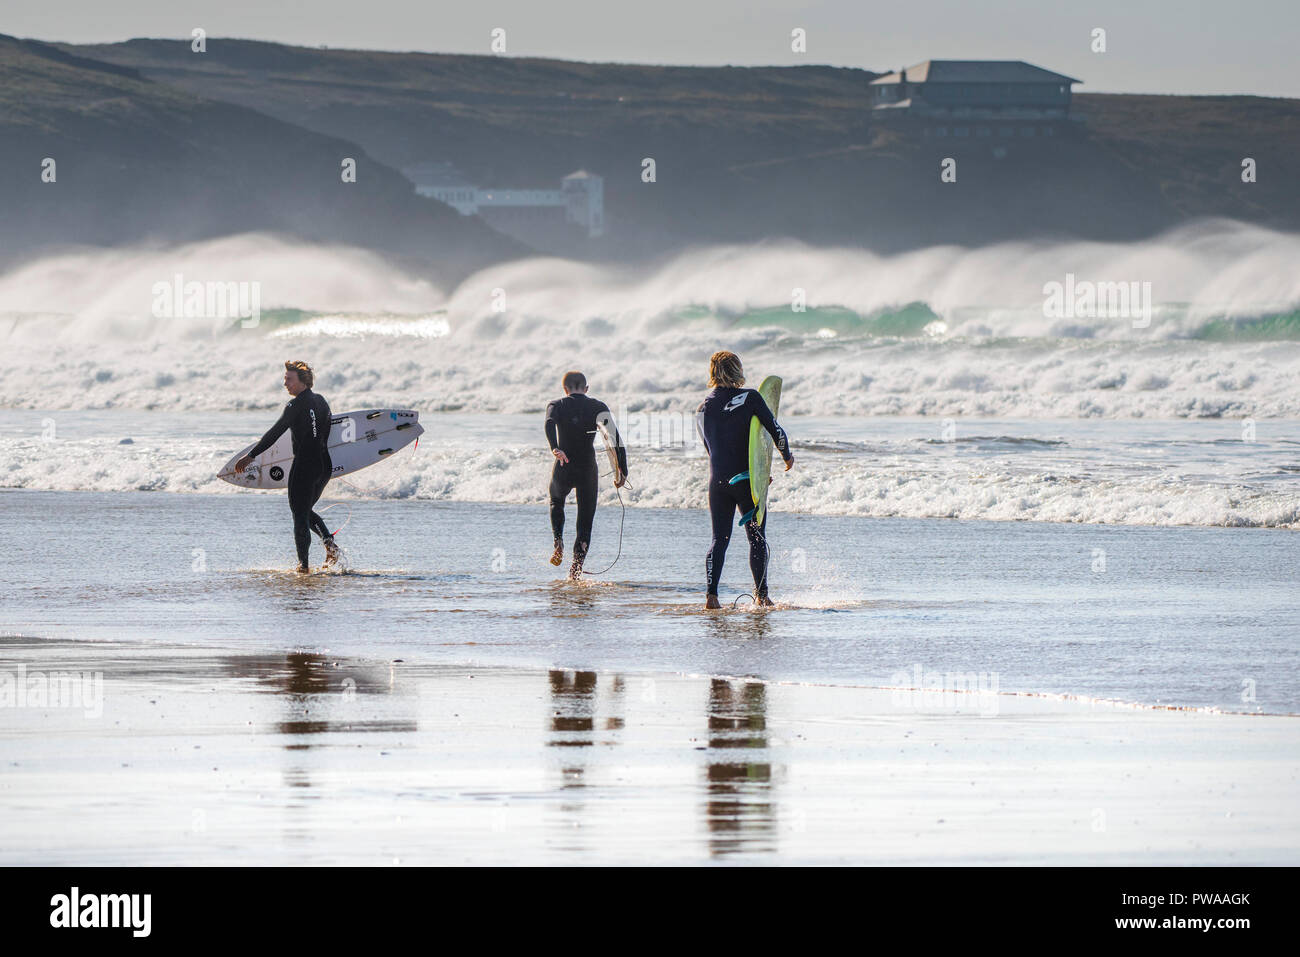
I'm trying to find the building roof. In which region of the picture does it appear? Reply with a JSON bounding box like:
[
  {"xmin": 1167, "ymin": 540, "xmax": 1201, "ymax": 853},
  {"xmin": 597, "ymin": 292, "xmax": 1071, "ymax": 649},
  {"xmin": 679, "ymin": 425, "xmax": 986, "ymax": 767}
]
[{"xmin": 869, "ymin": 60, "xmax": 1081, "ymax": 85}]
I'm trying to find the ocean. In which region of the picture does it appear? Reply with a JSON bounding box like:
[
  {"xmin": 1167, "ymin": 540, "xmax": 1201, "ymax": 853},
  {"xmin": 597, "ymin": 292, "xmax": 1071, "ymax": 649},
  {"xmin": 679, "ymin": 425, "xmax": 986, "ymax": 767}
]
[
  {"xmin": 2, "ymin": 224, "xmax": 1299, "ymax": 863},
  {"xmin": 2, "ymin": 223, "xmax": 1299, "ymax": 707}
]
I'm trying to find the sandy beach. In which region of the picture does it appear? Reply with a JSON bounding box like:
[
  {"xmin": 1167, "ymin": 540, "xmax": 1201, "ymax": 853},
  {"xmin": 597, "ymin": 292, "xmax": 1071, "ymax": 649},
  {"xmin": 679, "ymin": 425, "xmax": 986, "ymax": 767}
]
[{"xmin": 2, "ymin": 636, "xmax": 1295, "ymax": 865}]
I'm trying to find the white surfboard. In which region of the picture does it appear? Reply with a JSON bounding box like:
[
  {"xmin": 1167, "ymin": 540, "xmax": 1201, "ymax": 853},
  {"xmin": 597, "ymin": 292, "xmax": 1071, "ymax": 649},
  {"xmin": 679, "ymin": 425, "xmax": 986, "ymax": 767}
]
[
  {"xmin": 595, "ymin": 413, "xmax": 624, "ymax": 484},
  {"xmin": 218, "ymin": 408, "xmax": 424, "ymax": 489}
]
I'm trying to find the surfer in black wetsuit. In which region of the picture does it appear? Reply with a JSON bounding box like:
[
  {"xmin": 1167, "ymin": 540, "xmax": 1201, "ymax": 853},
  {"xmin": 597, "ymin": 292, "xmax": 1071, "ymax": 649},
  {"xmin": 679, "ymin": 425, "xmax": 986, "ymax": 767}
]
[
  {"xmin": 234, "ymin": 360, "xmax": 339, "ymax": 573},
  {"xmin": 545, "ymin": 371, "xmax": 628, "ymax": 580},
  {"xmin": 696, "ymin": 351, "xmax": 793, "ymax": 610}
]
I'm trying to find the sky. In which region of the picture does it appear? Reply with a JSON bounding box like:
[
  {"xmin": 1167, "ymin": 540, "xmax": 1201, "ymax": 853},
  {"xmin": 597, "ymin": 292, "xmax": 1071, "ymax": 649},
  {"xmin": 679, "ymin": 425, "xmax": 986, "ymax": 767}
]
[{"xmin": 5, "ymin": 0, "xmax": 1298, "ymax": 98}]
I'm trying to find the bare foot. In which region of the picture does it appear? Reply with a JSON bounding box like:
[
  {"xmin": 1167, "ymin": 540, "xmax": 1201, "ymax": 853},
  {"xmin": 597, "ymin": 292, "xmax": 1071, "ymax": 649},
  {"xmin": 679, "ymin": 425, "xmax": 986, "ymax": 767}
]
[
  {"xmin": 295, "ymin": 564, "xmax": 311, "ymax": 574},
  {"xmin": 568, "ymin": 560, "xmax": 583, "ymax": 581},
  {"xmin": 705, "ymin": 594, "xmax": 721, "ymax": 610},
  {"xmin": 549, "ymin": 540, "xmax": 563, "ymax": 566},
  {"xmin": 755, "ymin": 594, "xmax": 775, "ymax": 607}
]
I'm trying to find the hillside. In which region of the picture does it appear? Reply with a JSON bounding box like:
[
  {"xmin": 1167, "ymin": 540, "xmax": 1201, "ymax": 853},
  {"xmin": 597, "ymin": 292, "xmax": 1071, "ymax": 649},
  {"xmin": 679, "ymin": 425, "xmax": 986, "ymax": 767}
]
[
  {"xmin": 0, "ymin": 35, "xmax": 523, "ymax": 280},
  {"xmin": 10, "ymin": 36, "xmax": 1300, "ymax": 263},
  {"xmin": 60, "ymin": 39, "xmax": 1300, "ymax": 256}
]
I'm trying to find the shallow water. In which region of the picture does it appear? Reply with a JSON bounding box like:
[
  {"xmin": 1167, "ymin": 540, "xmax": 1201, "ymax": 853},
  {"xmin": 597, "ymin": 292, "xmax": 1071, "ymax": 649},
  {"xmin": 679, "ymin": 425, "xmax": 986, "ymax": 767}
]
[{"xmin": 2, "ymin": 489, "xmax": 1295, "ymax": 712}]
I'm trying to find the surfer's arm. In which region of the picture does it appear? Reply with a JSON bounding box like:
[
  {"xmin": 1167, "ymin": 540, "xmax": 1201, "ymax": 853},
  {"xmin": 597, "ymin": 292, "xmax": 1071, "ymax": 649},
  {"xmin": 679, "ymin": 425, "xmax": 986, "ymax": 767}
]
[
  {"xmin": 752, "ymin": 393, "xmax": 793, "ymax": 465},
  {"xmin": 247, "ymin": 399, "xmax": 297, "ymax": 459},
  {"xmin": 544, "ymin": 401, "xmax": 560, "ymax": 451},
  {"xmin": 544, "ymin": 401, "xmax": 569, "ymax": 464}
]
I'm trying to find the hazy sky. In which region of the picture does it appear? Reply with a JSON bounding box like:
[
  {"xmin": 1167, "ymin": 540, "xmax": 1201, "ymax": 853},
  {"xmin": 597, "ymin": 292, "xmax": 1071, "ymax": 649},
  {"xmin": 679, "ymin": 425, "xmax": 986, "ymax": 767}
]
[{"xmin": 7, "ymin": 0, "xmax": 1298, "ymax": 97}]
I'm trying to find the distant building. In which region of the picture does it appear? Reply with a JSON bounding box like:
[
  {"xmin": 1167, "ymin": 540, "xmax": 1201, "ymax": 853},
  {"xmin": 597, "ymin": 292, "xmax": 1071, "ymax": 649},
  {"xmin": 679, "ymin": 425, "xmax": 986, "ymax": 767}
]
[
  {"xmin": 869, "ymin": 60, "xmax": 1082, "ymax": 139},
  {"xmin": 402, "ymin": 163, "xmax": 605, "ymax": 241}
]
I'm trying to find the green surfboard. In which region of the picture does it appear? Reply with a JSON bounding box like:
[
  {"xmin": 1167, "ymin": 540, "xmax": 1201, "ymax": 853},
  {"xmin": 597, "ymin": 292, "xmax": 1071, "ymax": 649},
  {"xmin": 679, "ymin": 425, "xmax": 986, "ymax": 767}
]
[{"xmin": 746, "ymin": 375, "xmax": 783, "ymax": 526}]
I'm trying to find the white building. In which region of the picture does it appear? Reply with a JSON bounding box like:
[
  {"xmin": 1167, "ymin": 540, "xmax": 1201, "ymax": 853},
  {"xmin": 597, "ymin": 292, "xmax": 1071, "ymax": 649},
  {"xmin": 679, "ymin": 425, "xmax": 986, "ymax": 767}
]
[
  {"xmin": 403, "ymin": 163, "xmax": 605, "ymax": 239},
  {"xmin": 560, "ymin": 171, "xmax": 604, "ymax": 238}
]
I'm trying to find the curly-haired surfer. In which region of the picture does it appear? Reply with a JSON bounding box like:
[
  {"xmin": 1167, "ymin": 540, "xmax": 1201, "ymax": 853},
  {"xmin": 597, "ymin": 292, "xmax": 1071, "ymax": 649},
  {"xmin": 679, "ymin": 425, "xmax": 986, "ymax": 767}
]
[
  {"xmin": 695, "ymin": 351, "xmax": 793, "ymax": 609},
  {"xmin": 234, "ymin": 360, "xmax": 339, "ymax": 573}
]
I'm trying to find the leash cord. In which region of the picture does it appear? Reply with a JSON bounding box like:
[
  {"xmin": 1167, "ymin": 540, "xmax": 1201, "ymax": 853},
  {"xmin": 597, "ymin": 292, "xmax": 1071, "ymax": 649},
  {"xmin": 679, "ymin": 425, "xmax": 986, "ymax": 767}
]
[
  {"xmin": 581, "ymin": 473, "xmax": 630, "ymax": 576},
  {"xmin": 729, "ymin": 516, "xmax": 771, "ymax": 607},
  {"xmin": 316, "ymin": 502, "xmax": 353, "ymax": 537}
]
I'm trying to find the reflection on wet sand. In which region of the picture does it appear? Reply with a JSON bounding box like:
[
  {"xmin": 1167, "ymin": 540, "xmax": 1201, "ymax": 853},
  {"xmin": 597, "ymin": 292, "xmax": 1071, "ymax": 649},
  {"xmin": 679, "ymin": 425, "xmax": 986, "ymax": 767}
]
[
  {"xmin": 548, "ymin": 668, "xmax": 598, "ymax": 750},
  {"xmin": 221, "ymin": 652, "xmax": 416, "ymax": 808},
  {"xmin": 705, "ymin": 678, "xmax": 776, "ymax": 856},
  {"xmin": 222, "ymin": 652, "xmax": 410, "ymax": 736},
  {"xmin": 547, "ymin": 669, "xmax": 625, "ymax": 852}
]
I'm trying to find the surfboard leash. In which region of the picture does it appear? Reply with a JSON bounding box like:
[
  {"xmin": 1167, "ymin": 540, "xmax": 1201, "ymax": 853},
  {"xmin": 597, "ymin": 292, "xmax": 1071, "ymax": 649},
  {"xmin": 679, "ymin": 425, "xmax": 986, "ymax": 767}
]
[
  {"xmin": 582, "ymin": 473, "xmax": 631, "ymax": 577},
  {"xmin": 728, "ymin": 514, "xmax": 771, "ymax": 608},
  {"xmin": 317, "ymin": 502, "xmax": 353, "ymax": 537}
]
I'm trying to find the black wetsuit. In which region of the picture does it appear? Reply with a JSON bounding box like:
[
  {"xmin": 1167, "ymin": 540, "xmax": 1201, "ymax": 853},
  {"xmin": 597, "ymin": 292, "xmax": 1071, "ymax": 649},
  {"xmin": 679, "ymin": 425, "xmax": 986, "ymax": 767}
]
[
  {"xmin": 248, "ymin": 389, "xmax": 333, "ymax": 567},
  {"xmin": 696, "ymin": 386, "xmax": 791, "ymax": 598},
  {"xmin": 544, "ymin": 393, "xmax": 628, "ymax": 563}
]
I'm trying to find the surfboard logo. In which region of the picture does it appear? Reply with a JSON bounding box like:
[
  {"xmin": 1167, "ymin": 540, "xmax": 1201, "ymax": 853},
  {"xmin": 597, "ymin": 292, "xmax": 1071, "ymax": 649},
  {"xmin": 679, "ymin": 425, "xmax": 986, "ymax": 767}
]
[{"xmin": 269, "ymin": 466, "xmax": 284, "ymax": 481}]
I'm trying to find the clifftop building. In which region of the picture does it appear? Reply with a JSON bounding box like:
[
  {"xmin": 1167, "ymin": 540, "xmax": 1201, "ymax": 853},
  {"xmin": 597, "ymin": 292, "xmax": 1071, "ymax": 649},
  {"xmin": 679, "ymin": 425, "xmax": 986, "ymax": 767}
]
[
  {"xmin": 869, "ymin": 60, "xmax": 1082, "ymax": 138},
  {"xmin": 403, "ymin": 162, "xmax": 605, "ymax": 246}
]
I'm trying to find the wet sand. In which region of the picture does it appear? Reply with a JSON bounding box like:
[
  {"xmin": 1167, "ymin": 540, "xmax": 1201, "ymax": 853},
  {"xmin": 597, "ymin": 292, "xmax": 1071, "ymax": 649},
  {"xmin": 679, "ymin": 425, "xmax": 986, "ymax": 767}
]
[{"xmin": 2, "ymin": 637, "xmax": 1296, "ymax": 865}]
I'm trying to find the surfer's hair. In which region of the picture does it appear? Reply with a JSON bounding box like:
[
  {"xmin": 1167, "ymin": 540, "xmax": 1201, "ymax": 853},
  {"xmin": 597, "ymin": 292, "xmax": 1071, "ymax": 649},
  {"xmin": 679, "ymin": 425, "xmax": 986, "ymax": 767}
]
[
  {"xmin": 562, "ymin": 370, "xmax": 587, "ymax": 392},
  {"xmin": 708, "ymin": 351, "xmax": 745, "ymax": 388},
  {"xmin": 285, "ymin": 360, "xmax": 314, "ymax": 389}
]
